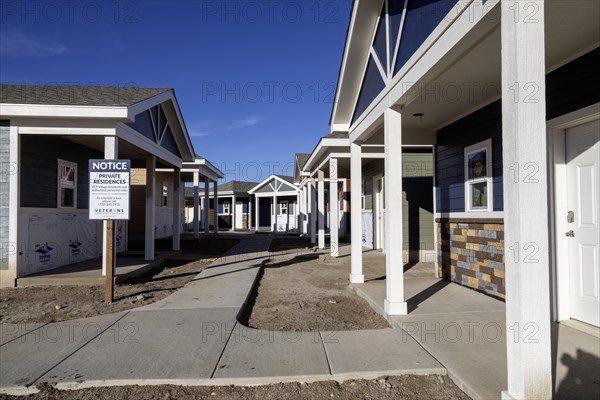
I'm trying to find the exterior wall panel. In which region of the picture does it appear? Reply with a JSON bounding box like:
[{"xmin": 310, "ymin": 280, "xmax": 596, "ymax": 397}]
[
  {"xmin": 0, "ymin": 120, "xmax": 10, "ymax": 271},
  {"xmin": 435, "ymin": 101, "xmax": 504, "ymax": 213},
  {"xmin": 20, "ymin": 136, "xmax": 102, "ymax": 209}
]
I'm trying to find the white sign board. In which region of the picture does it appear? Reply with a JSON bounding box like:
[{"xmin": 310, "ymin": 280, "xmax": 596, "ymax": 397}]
[
  {"xmin": 89, "ymin": 159, "xmax": 131, "ymax": 220},
  {"xmin": 276, "ymin": 215, "xmax": 288, "ymax": 232}
]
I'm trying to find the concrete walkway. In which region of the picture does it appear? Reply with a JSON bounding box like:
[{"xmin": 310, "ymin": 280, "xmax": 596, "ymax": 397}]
[
  {"xmin": 0, "ymin": 234, "xmax": 444, "ymax": 395},
  {"xmin": 343, "ymin": 245, "xmax": 600, "ymax": 400}
]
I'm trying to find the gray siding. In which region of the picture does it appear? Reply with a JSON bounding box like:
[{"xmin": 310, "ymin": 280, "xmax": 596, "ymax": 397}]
[
  {"xmin": 20, "ymin": 136, "xmax": 102, "ymax": 209},
  {"xmin": 0, "ymin": 120, "xmax": 9, "ymax": 270},
  {"xmin": 435, "ymin": 101, "xmax": 503, "ymax": 213},
  {"xmin": 361, "ymin": 151, "xmax": 434, "ymax": 249}
]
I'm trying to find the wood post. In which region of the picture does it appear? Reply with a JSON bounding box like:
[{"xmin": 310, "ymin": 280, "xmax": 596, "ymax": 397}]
[{"xmin": 105, "ymin": 220, "xmax": 115, "ymax": 303}]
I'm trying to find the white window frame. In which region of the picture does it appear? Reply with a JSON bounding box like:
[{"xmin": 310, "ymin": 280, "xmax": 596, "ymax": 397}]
[
  {"xmin": 57, "ymin": 159, "xmax": 77, "ymax": 209},
  {"xmin": 464, "ymin": 139, "xmax": 493, "ymax": 212},
  {"xmin": 280, "ymin": 201, "xmax": 288, "ymax": 215},
  {"xmin": 223, "ymin": 201, "xmax": 230, "ymax": 214}
]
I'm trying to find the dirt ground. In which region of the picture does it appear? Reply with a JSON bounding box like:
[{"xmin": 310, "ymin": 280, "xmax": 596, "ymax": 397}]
[
  {"xmin": 0, "ymin": 237, "xmax": 239, "ymax": 324},
  {"xmin": 241, "ymin": 238, "xmax": 389, "ymax": 331},
  {"xmin": 0, "ymin": 375, "xmax": 469, "ymax": 400}
]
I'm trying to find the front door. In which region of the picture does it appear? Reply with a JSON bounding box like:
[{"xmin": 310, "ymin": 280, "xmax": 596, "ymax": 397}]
[
  {"xmin": 235, "ymin": 201, "xmax": 243, "ymax": 229},
  {"xmin": 566, "ymin": 118, "xmax": 600, "ymax": 327}
]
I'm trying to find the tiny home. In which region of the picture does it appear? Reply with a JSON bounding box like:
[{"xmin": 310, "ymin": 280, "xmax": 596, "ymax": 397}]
[
  {"xmin": 248, "ymin": 175, "xmax": 299, "ymax": 232},
  {"xmin": 185, "ymin": 180, "xmax": 256, "ymax": 231},
  {"xmin": 329, "ymin": 1, "xmax": 600, "ymax": 397},
  {"xmin": 0, "ymin": 84, "xmax": 207, "ymax": 286}
]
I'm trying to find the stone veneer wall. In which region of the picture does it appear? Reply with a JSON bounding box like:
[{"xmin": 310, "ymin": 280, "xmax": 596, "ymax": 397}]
[{"xmin": 436, "ymin": 218, "xmax": 505, "ymax": 299}]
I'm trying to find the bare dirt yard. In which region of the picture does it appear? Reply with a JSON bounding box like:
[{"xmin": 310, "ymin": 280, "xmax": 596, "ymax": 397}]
[
  {"xmin": 0, "ymin": 237, "xmax": 239, "ymax": 324},
  {"xmin": 0, "ymin": 375, "xmax": 470, "ymax": 400},
  {"xmin": 241, "ymin": 237, "xmax": 389, "ymax": 331}
]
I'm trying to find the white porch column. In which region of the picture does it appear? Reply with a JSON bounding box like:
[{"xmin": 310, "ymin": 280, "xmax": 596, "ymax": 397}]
[
  {"xmin": 501, "ymin": 2, "xmax": 551, "ymax": 399},
  {"xmin": 298, "ymin": 187, "xmax": 305, "ymax": 234},
  {"xmin": 384, "ymin": 107, "xmax": 407, "ymax": 315},
  {"xmin": 193, "ymin": 171, "xmax": 200, "ymax": 239},
  {"xmin": 329, "ymin": 158, "xmax": 339, "ymax": 257},
  {"xmin": 309, "ymin": 178, "xmax": 316, "ymax": 244},
  {"xmin": 317, "ymin": 170, "xmax": 325, "ymax": 249},
  {"xmin": 350, "ymin": 142, "xmax": 364, "ymax": 283},
  {"xmin": 203, "ymin": 177, "xmax": 210, "ymax": 234},
  {"xmin": 294, "ymin": 195, "xmax": 299, "ymax": 233},
  {"xmin": 213, "ymin": 181, "xmax": 218, "ymax": 233},
  {"xmin": 302, "ymin": 186, "xmax": 309, "ymax": 234},
  {"xmin": 232, "ymin": 195, "xmax": 236, "ymax": 231},
  {"xmin": 341, "ymin": 178, "xmax": 348, "ymax": 238},
  {"xmin": 248, "ymin": 197, "xmax": 253, "ymax": 230},
  {"xmin": 255, "ymin": 196, "xmax": 260, "ymax": 231},
  {"xmin": 145, "ymin": 155, "xmax": 156, "ymax": 261},
  {"xmin": 102, "ymin": 136, "xmax": 118, "ymax": 276},
  {"xmin": 5, "ymin": 126, "xmax": 20, "ymax": 286},
  {"xmin": 272, "ymin": 195, "xmax": 277, "ymax": 231},
  {"xmin": 172, "ymin": 167, "xmax": 181, "ymax": 251}
]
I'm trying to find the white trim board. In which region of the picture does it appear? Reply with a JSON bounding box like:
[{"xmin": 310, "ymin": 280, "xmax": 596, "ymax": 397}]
[{"xmin": 435, "ymin": 211, "xmax": 504, "ymax": 220}]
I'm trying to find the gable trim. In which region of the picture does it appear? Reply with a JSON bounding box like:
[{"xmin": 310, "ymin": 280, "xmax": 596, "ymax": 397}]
[{"xmin": 248, "ymin": 175, "xmax": 298, "ymax": 194}]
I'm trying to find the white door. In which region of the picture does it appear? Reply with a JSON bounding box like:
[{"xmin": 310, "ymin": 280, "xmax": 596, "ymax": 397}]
[
  {"xmin": 235, "ymin": 201, "xmax": 243, "ymax": 230},
  {"xmin": 566, "ymin": 119, "xmax": 600, "ymax": 327}
]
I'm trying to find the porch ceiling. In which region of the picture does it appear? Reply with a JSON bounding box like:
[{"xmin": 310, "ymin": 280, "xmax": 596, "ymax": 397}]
[
  {"xmin": 398, "ymin": 0, "xmax": 600, "ymax": 133},
  {"xmin": 356, "ymin": 1, "xmax": 599, "ymax": 141}
]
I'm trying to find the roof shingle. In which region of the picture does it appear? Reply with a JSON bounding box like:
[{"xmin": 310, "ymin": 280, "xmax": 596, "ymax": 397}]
[{"xmin": 0, "ymin": 84, "xmax": 171, "ymax": 107}]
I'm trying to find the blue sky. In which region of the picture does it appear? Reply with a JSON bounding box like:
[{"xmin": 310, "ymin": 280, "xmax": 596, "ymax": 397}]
[{"xmin": 0, "ymin": 0, "xmax": 351, "ymax": 182}]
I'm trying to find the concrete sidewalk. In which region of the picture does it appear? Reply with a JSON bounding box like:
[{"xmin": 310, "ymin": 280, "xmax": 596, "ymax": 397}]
[
  {"xmin": 0, "ymin": 234, "xmax": 445, "ymax": 395},
  {"xmin": 346, "ymin": 246, "xmax": 600, "ymax": 400}
]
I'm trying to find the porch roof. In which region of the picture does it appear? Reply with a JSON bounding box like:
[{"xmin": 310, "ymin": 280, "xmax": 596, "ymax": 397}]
[
  {"xmin": 0, "ymin": 84, "xmax": 198, "ymax": 167},
  {"xmin": 0, "ymin": 84, "xmax": 170, "ymax": 107},
  {"xmin": 248, "ymin": 175, "xmax": 297, "ymax": 195}
]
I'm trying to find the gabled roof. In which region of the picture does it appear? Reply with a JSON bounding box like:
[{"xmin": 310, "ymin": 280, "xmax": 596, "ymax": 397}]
[
  {"xmin": 248, "ymin": 175, "xmax": 297, "ymax": 194},
  {"xmin": 0, "ymin": 84, "xmax": 196, "ymax": 165},
  {"xmin": 295, "ymin": 153, "xmax": 311, "ymax": 170},
  {"xmin": 294, "ymin": 153, "xmax": 311, "ymax": 184},
  {"xmin": 184, "ymin": 180, "xmax": 258, "ymax": 199},
  {"xmin": 0, "ymin": 84, "xmax": 171, "ymax": 107},
  {"xmin": 275, "ymin": 175, "xmax": 294, "ymax": 185},
  {"xmin": 214, "ymin": 180, "xmax": 258, "ymax": 194}
]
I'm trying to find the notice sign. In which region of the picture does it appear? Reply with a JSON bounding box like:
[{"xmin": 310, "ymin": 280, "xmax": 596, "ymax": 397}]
[{"xmin": 89, "ymin": 159, "xmax": 131, "ymax": 220}]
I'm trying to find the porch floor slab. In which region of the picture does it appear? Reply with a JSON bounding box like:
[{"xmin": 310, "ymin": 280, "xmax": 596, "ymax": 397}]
[
  {"xmin": 349, "ymin": 248, "xmax": 600, "ymax": 400},
  {"xmin": 16, "ymin": 252, "xmax": 176, "ymax": 287}
]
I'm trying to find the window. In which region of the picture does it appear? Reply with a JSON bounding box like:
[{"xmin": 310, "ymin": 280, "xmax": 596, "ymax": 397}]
[
  {"xmin": 57, "ymin": 159, "xmax": 77, "ymax": 208},
  {"xmin": 464, "ymin": 139, "xmax": 493, "ymax": 212},
  {"xmin": 280, "ymin": 201, "xmax": 288, "ymax": 215},
  {"xmin": 223, "ymin": 201, "xmax": 230, "ymax": 214},
  {"xmin": 162, "ymin": 183, "xmax": 168, "ymax": 207}
]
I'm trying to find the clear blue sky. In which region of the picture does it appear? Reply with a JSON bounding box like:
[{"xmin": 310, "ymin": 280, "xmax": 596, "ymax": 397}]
[{"xmin": 0, "ymin": 0, "xmax": 351, "ymax": 182}]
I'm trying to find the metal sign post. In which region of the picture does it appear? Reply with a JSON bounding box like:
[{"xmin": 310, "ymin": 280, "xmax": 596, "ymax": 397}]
[{"xmin": 89, "ymin": 159, "xmax": 131, "ymax": 303}]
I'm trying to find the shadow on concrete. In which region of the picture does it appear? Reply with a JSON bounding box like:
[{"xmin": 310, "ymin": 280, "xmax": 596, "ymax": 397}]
[
  {"xmin": 407, "ymin": 279, "xmax": 450, "ymax": 313},
  {"xmin": 552, "ymin": 323, "xmax": 600, "ymax": 399}
]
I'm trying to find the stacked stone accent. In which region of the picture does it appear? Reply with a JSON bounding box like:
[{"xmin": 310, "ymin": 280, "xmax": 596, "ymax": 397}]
[{"xmin": 436, "ymin": 219, "xmax": 505, "ymax": 299}]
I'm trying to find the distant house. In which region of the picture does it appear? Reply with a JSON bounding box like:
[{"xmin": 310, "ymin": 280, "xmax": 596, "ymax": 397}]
[
  {"xmin": 0, "ymin": 84, "xmax": 220, "ymax": 286},
  {"xmin": 298, "ymin": 132, "xmax": 434, "ymax": 260},
  {"xmin": 248, "ymin": 175, "xmax": 299, "ymax": 232},
  {"xmin": 184, "ymin": 180, "xmax": 257, "ymax": 230}
]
